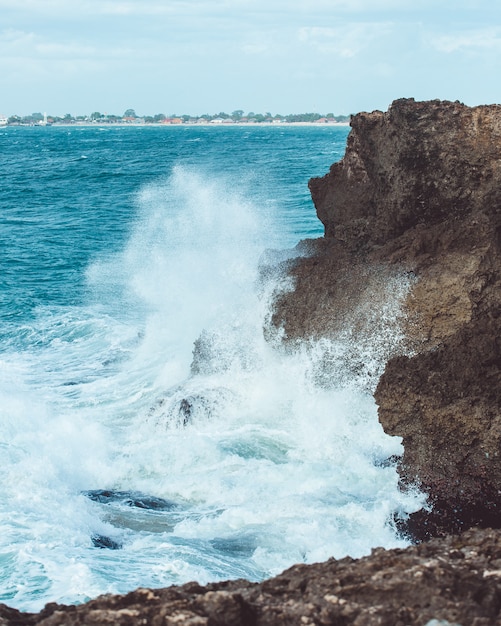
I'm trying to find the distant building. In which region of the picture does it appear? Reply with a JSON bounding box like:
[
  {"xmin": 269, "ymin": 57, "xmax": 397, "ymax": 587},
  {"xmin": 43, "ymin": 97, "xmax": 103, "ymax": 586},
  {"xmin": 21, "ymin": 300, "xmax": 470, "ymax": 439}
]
[
  {"xmin": 0, "ymin": 114, "xmax": 8, "ymax": 126},
  {"xmin": 122, "ymin": 116, "xmax": 144, "ymax": 124}
]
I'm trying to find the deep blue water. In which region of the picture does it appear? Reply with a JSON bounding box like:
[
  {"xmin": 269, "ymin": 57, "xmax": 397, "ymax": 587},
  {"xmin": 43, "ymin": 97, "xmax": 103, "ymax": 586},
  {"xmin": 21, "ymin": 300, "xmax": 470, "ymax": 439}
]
[
  {"xmin": 1, "ymin": 125, "xmax": 340, "ymax": 323},
  {"xmin": 0, "ymin": 125, "xmax": 423, "ymax": 611}
]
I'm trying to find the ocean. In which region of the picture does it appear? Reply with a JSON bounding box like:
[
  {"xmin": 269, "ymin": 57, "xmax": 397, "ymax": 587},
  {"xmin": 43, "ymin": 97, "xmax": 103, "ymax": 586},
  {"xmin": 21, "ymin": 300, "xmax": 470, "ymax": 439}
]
[{"xmin": 0, "ymin": 124, "xmax": 424, "ymax": 611}]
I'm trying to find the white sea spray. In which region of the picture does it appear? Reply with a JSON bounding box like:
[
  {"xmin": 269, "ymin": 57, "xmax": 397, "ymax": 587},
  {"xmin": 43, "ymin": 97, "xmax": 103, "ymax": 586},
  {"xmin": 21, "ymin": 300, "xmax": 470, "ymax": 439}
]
[{"xmin": 0, "ymin": 134, "xmax": 424, "ymax": 611}]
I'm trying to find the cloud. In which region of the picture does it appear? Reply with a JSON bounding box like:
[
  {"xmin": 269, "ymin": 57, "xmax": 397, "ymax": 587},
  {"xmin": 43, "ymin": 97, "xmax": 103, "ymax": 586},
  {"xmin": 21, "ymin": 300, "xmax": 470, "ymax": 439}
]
[
  {"xmin": 241, "ymin": 41, "xmax": 270, "ymax": 55},
  {"xmin": 1, "ymin": 28, "xmax": 115, "ymax": 59},
  {"xmin": 0, "ymin": 28, "xmax": 35, "ymax": 47},
  {"xmin": 0, "ymin": 0, "xmax": 454, "ymax": 19},
  {"xmin": 298, "ymin": 23, "xmax": 393, "ymax": 58},
  {"xmin": 1, "ymin": 0, "xmax": 500, "ymax": 116},
  {"xmin": 429, "ymin": 28, "xmax": 501, "ymax": 54},
  {"xmin": 0, "ymin": 0, "xmax": 178, "ymax": 20}
]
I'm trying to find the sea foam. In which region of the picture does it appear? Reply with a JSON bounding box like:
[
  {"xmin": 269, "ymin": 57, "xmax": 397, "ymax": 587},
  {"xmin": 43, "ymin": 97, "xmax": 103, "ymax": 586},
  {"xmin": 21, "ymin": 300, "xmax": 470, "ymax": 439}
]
[{"xmin": 0, "ymin": 166, "xmax": 424, "ymax": 611}]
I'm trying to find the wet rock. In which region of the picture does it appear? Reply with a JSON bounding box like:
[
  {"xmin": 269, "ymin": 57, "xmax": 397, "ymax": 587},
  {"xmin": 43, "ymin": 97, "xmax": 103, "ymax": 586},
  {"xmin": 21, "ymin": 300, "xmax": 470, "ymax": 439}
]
[
  {"xmin": 91, "ymin": 534, "xmax": 122, "ymax": 550},
  {"xmin": 191, "ymin": 328, "xmax": 258, "ymax": 377},
  {"xmin": 84, "ymin": 490, "xmax": 178, "ymax": 511},
  {"xmin": 4, "ymin": 527, "xmax": 501, "ymax": 625},
  {"xmin": 272, "ymin": 98, "xmax": 501, "ymax": 538},
  {"xmin": 149, "ymin": 386, "xmax": 236, "ymax": 428}
]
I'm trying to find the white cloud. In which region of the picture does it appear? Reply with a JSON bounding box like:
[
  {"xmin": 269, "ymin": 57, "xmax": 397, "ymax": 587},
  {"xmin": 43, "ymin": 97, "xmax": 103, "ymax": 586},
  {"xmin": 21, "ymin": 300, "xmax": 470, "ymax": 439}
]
[
  {"xmin": 0, "ymin": 0, "xmax": 260, "ymax": 18},
  {"xmin": 242, "ymin": 41, "xmax": 269, "ymax": 55},
  {"xmin": 0, "ymin": 28, "xmax": 35, "ymax": 47},
  {"xmin": 1, "ymin": 0, "xmax": 500, "ymax": 116},
  {"xmin": 0, "ymin": 0, "xmax": 168, "ymax": 19},
  {"xmin": 36, "ymin": 41, "xmax": 97, "ymax": 58},
  {"xmin": 240, "ymin": 29, "xmax": 285, "ymax": 56},
  {"xmin": 298, "ymin": 23, "xmax": 393, "ymax": 58},
  {"xmin": 430, "ymin": 28, "xmax": 501, "ymax": 53},
  {"xmin": 0, "ymin": 0, "xmax": 455, "ymax": 18},
  {"xmin": 1, "ymin": 28, "xmax": 113, "ymax": 59}
]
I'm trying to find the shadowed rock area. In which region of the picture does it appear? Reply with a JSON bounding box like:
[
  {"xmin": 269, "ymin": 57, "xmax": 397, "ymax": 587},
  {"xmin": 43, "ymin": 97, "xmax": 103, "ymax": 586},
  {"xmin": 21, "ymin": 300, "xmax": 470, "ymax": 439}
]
[
  {"xmin": 3, "ymin": 527, "xmax": 501, "ymax": 625},
  {"xmin": 273, "ymin": 97, "xmax": 501, "ymax": 539}
]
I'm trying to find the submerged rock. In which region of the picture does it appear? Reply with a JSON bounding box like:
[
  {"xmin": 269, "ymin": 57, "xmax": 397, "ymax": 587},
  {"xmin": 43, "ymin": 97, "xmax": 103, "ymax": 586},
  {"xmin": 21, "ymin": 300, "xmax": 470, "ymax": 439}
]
[
  {"xmin": 84, "ymin": 489, "xmax": 178, "ymax": 511},
  {"xmin": 273, "ymin": 98, "xmax": 501, "ymax": 538},
  {"xmin": 91, "ymin": 534, "xmax": 123, "ymax": 550},
  {"xmin": 148, "ymin": 385, "xmax": 237, "ymax": 428},
  {"xmin": 4, "ymin": 527, "xmax": 501, "ymax": 625}
]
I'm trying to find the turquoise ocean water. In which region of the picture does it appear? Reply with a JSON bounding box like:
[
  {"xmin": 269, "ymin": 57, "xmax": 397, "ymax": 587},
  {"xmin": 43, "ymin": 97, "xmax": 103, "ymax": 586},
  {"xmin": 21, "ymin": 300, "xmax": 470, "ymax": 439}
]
[{"xmin": 0, "ymin": 125, "xmax": 423, "ymax": 611}]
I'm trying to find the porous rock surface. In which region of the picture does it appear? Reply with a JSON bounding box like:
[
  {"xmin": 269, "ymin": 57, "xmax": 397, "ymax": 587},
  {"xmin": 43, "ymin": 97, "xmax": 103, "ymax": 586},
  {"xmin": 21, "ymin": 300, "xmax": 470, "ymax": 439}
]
[
  {"xmin": 3, "ymin": 527, "xmax": 501, "ymax": 625},
  {"xmin": 273, "ymin": 98, "xmax": 501, "ymax": 538}
]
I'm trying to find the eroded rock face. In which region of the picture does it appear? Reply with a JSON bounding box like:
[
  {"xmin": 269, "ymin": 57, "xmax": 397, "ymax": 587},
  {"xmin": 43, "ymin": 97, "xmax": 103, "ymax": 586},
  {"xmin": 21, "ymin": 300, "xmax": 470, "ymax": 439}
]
[
  {"xmin": 273, "ymin": 98, "xmax": 501, "ymax": 537},
  {"xmin": 310, "ymin": 98, "xmax": 501, "ymax": 250},
  {"xmin": 4, "ymin": 527, "xmax": 501, "ymax": 625}
]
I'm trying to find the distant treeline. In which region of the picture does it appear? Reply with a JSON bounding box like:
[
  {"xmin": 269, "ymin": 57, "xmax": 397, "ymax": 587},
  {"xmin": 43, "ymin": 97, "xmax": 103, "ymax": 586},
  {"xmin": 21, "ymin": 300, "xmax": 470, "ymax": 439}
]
[{"xmin": 6, "ymin": 109, "xmax": 351, "ymax": 126}]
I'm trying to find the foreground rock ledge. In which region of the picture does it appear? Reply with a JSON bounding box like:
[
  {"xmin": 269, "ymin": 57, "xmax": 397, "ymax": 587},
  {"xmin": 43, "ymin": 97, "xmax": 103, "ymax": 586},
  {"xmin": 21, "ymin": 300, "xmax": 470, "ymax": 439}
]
[
  {"xmin": 3, "ymin": 527, "xmax": 501, "ymax": 625},
  {"xmin": 273, "ymin": 98, "xmax": 501, "ymax": 538}
]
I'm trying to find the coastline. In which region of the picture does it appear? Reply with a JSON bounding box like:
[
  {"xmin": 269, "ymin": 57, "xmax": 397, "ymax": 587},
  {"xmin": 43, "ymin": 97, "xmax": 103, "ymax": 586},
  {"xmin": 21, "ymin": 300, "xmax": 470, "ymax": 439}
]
[{"xmin": 3, "ymin": 121, "xmax": 351, "ymax": 128}]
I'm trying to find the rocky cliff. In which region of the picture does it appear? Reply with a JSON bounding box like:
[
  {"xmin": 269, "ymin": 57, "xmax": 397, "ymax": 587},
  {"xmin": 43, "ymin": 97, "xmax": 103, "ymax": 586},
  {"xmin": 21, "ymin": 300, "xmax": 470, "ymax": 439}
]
[{"xmin": 274, "ymin": 97, "xmax": 501, "ymax": 539}]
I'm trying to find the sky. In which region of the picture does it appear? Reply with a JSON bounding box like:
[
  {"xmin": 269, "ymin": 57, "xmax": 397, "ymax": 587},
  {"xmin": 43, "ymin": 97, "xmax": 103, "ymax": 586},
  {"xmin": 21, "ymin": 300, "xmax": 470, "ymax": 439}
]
[{"xmin": 1, "ymin": 0, "xmax": 500, "ymax": 117}]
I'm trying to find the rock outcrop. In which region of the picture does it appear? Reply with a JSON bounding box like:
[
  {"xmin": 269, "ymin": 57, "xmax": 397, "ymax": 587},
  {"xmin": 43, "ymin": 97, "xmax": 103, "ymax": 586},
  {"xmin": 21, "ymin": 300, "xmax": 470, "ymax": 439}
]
[
  {"xmin": 273, "ymin": 98, "xmax": 501, "ymax": 538},
  {"xmin": 3, "ymin": 527, "xmax": 501, "ymax": 625}
]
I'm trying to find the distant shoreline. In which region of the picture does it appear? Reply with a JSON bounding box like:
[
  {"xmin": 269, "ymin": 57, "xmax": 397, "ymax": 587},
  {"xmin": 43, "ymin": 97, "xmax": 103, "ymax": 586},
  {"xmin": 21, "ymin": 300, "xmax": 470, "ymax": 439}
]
[{"xmin": 3, "ymin": 121, "xmax": 351, "ymax": 129}]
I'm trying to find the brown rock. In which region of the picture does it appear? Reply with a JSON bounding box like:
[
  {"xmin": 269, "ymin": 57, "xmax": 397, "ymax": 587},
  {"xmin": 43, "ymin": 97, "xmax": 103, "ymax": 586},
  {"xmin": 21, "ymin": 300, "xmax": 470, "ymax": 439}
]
[
  {"xmin": 271, "ymin": 98, "xmax": 501, "ymax": 537},
  {"xmin": 310, "ymin": 98, "xmax": 501, "ymax": 249},
  {"xmin": 4, "ymin": 527, "xmax": 501, "ymax": 625}
]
